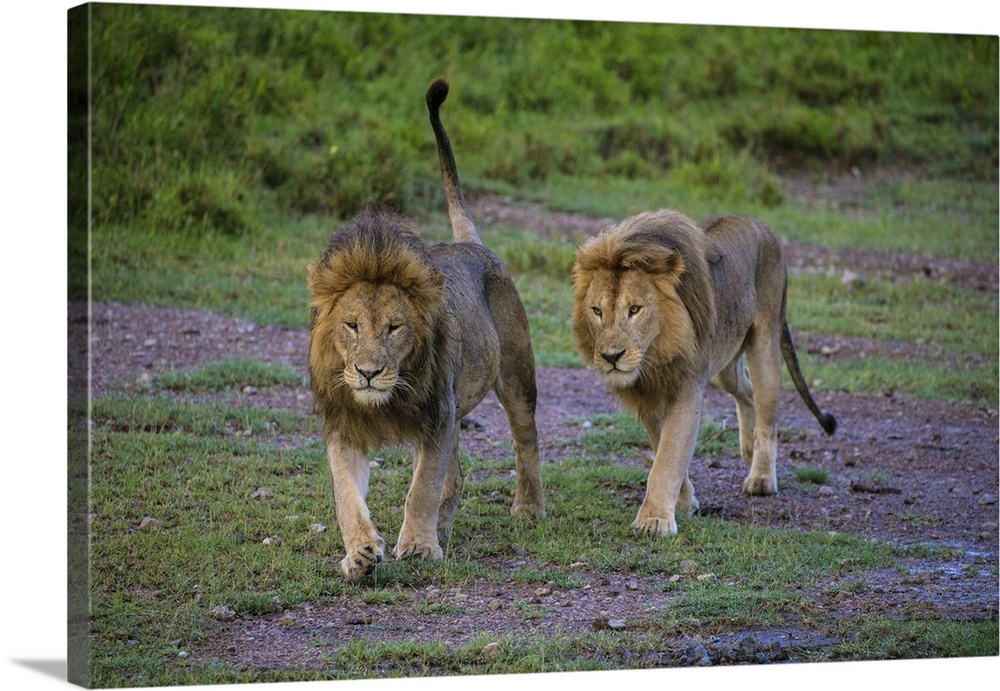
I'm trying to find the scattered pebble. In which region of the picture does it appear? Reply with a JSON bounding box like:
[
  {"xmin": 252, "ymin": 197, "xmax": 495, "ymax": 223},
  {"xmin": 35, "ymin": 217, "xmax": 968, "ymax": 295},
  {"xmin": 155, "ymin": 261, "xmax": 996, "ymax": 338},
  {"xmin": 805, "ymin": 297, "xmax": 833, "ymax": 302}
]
[
  {"xmin": 482, "ymin": 642, "xmax": 501, "ymax": 659},
  {"xmin": 841, "ymin": 269, "xmax": 862, "ymax": 289},
  {"xmin": 138, "ymin": 517, "xmax": 161, "ymax": 532},
  {"xmin": 210, "ymin": 605, "xmax": 237, "ymax": 622},
  {"xmin": 591, "ymin": 617, "xmax": 626, "ymax": 631}
]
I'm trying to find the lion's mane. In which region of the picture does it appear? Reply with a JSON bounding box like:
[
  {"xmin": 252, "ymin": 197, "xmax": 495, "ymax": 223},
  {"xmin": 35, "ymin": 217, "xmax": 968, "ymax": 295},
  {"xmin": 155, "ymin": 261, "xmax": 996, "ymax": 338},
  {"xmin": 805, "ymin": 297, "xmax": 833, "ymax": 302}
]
[
  {"xmin": 307, "ymin": 208, "xmax": 458, "ymax": 449},
  {"xmin": 571, "ymin": 210, "xmax": 717, "ymax": 413}
]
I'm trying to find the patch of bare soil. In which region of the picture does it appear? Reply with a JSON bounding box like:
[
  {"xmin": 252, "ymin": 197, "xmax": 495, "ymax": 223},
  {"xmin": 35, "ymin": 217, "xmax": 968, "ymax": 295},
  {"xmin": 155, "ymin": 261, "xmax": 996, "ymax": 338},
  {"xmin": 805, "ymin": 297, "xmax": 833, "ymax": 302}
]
[{"xmin": 76, "ymin": 192, "xmax": 998, "ymax": 672}]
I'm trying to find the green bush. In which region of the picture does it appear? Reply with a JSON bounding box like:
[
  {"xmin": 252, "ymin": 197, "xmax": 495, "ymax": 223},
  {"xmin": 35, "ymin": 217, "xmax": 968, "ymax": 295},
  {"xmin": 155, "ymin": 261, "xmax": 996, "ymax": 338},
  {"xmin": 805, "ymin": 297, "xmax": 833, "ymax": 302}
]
[{"xmin": 87, "ymin": 5, "xmax": 997, "ymax": 241}]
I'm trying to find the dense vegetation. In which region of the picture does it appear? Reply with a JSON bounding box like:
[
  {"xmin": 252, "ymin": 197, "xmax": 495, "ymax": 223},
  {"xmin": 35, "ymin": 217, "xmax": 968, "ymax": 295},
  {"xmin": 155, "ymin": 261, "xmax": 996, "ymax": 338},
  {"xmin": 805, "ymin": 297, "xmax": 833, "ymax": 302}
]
[{"xmin": 85, "ymin": 4, "xmax": 997, "ymax": 241}]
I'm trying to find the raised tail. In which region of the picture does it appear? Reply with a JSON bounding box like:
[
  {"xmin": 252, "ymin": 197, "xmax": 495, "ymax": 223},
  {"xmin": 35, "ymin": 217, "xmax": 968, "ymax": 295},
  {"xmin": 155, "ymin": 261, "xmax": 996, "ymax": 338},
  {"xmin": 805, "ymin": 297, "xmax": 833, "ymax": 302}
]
[
  {"xmin": 426, "ymin": 78, "xmax": 481, "ymax": 245},
  {"xmin": 780, "ymin": 320, "xmax": 837, "ymax": 435}
]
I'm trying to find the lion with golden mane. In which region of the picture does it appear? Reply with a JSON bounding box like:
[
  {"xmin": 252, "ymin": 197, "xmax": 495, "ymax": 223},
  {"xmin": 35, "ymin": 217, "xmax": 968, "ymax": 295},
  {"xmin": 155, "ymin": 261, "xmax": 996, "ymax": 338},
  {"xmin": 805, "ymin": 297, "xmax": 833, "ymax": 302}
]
[
  {"xmin": 308, "ymin": 79, "xmax": 544, "ymax": 581},
  {"xmin": 572, "ymin": 210, "xmax": 835, "ymax": 536}
]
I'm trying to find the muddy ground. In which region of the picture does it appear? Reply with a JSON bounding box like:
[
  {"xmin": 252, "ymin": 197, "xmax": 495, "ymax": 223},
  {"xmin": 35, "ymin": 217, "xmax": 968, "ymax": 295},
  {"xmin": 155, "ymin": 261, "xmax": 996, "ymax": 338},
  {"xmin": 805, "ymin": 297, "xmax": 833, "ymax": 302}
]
[{"xmin": 77, "ymin": 192, "xmax": 998, "ymax": 671}]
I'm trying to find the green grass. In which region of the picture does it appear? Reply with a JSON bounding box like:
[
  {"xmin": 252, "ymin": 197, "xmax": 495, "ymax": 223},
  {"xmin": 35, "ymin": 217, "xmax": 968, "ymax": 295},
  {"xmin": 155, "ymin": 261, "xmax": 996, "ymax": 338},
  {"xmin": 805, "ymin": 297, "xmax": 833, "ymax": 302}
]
[
  {"xmin": 832, "ymin": 619, "xmax": 999, "ymax": 660},
  {"xmin": 788, "ymin": 274, "xmax": 997, "ymax": 356},
  {"xmin": 567, "ymin": 411, "xmax": 740, "ymax": 462},
  {"xmin": 155, "ymin": 357, "xmax": 305, "ymax": 392},
  {"xmin": 794, "ymin": 467, "xmax": 832, "ymax": 485}
]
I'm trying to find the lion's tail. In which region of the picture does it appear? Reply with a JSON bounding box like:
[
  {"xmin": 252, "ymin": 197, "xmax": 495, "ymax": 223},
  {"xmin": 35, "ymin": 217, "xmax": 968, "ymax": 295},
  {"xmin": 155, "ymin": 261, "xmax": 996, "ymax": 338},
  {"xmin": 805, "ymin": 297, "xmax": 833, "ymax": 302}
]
[
  {"xmin": 426, "ymin": 78, "xmax": 481, "ymax": 245},
  {"xmin": 780, "ymin": 319, "xmax": 837, "ymax": 436}
]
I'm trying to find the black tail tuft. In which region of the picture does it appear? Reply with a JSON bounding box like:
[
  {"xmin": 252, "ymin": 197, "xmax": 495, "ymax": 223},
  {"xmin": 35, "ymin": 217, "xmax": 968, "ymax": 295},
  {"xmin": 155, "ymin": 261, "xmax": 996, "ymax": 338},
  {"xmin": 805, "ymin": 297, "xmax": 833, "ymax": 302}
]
[
  {"xmin": 819, "ymin": 412, "xmax": 837, "ymax": 436},
  {"xmin": 426, "ymin": 78, "xmax": 449, "ymax": 113}
]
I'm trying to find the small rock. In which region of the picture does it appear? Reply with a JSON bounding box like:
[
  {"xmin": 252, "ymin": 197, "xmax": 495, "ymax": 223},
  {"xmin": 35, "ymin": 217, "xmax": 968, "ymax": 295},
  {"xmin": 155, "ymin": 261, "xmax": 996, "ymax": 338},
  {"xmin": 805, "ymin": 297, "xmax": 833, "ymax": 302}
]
[
  {"xmin": 143, "ymin": 338, "xmax": 157, "ymax": 347},
  {"xmin": 309, "ymin": 523, "xmax": 327, "ymax": 533},
  {"xmin": 488, "ymin": 598, "xmax": 503, "ymax": 611},
  {"xmin": 533, "ymin": 587, "xmax": 551, "ymax": 597},
  {"xmin": 177, "ymin": 650, "xmax": 189, "ymax": 659},
  {"xmin": 242, "ymin": 385, "xmax": 258, "ymax": 395},
  {"xmin": 250, "ymin": 488, "xmax": 271, "ymax": 499},
  {"xmin": 138, "ymin": 517, "xmax": 161, "ymax": 532},
  {"xmin": 678, "ymin": 640, "xmax": 712, "ymax": 666},
  {"xmin": 210, "ymin": 605, "xmax": 237, "ymax": 622},
  {"xmin": 679, "ymin": 559, "xmax": 697, "ymax": 573},
  {"xmin": 482, "ymin": 641, "xmax": 501, "ymax": 659},
  {"xmin": 696, "ymin": 573, "xmax": 716, "ymax": 582},
  {"xmin": 625, "ymin": 579, "xmax": 639, "ymax": 591},
  {"xmin": 841, "ymin": 269, "xmax": 862, "ymax": 289},
  {"xmin": 592, "ymin": 617, "xmax": 627, "ymax": 631},
  {"xmin": 978, "ymin": 493, "xmax": 997, "ymax": 506}
]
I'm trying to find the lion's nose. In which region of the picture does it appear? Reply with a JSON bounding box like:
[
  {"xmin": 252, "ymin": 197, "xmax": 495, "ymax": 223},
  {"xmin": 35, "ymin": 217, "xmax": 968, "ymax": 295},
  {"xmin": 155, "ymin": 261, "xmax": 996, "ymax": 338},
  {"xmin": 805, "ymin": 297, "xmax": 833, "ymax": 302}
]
[
  {"xmin": 600, "ymin": 349, "xmax": 626, "ymax": 365},
  {"xmin": 356, "ymin": 365, "xmax": 384, "ymax": 383}
]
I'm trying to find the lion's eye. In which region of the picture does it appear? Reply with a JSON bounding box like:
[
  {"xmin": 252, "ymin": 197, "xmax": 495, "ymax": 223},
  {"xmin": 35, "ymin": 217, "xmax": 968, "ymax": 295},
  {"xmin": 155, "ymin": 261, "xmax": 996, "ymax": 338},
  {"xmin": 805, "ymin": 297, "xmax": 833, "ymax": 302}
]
[
  {"xmin": 591, "ymin": 306, "xmax": 603, "ymax": 318},
  {"xmin": 344, "ymin": 321, "xmax": 358, "ymax": 332},
  {"xmin": 629, "ymin": 305, "xmax": 642, "ymax": 316},
  {"xmin": 387, "ymin": 323, "xmax": 403, "ymax": 335}
]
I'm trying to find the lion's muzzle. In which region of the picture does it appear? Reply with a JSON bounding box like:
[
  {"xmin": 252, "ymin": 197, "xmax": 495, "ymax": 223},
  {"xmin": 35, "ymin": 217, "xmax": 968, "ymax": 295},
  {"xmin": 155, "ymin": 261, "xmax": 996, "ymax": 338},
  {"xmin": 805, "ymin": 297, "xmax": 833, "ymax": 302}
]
[{"xmin": 345, "ymin": 365, "xmax": 397, "ymax": 406}]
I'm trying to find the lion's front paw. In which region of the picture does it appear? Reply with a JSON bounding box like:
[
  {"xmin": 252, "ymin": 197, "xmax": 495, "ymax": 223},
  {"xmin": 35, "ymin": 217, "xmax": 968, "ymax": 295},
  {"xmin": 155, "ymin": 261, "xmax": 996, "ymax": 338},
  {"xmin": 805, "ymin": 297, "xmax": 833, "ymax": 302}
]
[
  {"xmin": 394, "ymin": 538, "xmax": 444, "ymax": 561},
  {"xmin": 340, "ymin": 538, "xmax": 385, "ymax": 582},
  {"xmin": 631, "ymin": 512, "xmax": 678, "ymax": 537},
  {"xmin": 742, "ymin": 473, "xmax": 778, "ymax": 496}
]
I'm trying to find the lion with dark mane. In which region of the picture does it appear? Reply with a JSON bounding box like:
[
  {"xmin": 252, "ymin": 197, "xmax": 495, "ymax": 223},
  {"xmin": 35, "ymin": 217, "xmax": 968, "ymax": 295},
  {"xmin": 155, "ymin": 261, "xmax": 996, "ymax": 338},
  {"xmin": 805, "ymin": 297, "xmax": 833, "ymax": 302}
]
[
  {"xmin": 308, "ymin": 79, "xmax": 544, "ymax": 581},
  {"xmin": 572, "ymin": 210, "xmax": 835, "ymax": 536}
]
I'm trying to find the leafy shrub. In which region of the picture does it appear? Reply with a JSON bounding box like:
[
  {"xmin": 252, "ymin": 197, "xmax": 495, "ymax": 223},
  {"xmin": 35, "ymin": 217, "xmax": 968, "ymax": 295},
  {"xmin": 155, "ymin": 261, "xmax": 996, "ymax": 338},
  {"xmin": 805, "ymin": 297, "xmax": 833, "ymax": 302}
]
[{"xmin": 87, "ymin": 4, "xmax": 997, "ymax": 246}]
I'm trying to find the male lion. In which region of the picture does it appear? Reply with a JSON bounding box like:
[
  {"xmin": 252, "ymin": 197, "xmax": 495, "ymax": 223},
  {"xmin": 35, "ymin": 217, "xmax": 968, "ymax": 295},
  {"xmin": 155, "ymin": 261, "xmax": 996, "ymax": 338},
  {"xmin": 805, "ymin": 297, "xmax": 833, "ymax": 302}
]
[
  {"xmin": 307, "ymin": 79, "xmax": 544, "ymax": 581},
  {"xmin": 572, "ymin": 210, "xmax": 836, "ymax": 536}
]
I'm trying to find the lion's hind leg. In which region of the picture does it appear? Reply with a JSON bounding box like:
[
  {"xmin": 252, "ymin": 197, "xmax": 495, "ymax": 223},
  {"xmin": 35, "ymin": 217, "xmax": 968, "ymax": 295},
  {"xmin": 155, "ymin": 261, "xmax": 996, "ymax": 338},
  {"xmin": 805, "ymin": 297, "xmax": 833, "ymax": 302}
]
[
  {"xmin": 436, "ymin": 432, "xmax": 464, "ymax": 546},
  {"xmin": 742, "ymin": 334, "xmax": 781, "ymax": 496},
  {"xmin": 492, "ymin": 305, "xmax": 545, "ymax": 520},
  {"xmin": 495, "ymin": 373, "xmax": 546, "ymax": 519},
  {"xmin": 716, "ymin": 355, "xmax": 756, "ymax": 466}
]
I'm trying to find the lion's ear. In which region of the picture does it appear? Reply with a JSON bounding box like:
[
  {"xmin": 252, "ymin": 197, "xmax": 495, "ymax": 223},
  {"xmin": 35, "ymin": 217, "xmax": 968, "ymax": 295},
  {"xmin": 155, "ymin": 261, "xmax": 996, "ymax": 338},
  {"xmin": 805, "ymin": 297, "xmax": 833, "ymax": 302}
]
[
  {"xmin": 402, "ymin": 265, "xmax": 447, "ymax": 317},
  {"xmin": 624, "ymin": 247, "xmax": 685, "ymax": 282},
  {"xmin": 307, "ymin": 261, "xmax": 346, "ymax": 308}
]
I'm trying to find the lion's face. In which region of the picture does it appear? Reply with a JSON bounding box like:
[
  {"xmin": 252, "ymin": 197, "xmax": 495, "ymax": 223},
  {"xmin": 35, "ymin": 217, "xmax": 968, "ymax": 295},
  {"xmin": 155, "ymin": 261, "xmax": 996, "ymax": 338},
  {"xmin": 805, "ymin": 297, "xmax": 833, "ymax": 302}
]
[
  {"xmin": 322, "ymin": 282, "xmax": 419, "ymax": 407},
  {"xmin": 576, "ymin": 269, "xmax": 665, "ymax": 389}
]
